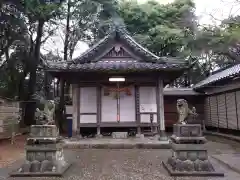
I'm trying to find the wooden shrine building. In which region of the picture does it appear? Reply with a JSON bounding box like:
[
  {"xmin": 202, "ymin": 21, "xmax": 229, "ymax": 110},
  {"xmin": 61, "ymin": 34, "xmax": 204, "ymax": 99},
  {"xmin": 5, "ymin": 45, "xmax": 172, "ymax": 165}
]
[{"xmin": 44, "ymin": 27, "xmax": 193, "ymax": 140}]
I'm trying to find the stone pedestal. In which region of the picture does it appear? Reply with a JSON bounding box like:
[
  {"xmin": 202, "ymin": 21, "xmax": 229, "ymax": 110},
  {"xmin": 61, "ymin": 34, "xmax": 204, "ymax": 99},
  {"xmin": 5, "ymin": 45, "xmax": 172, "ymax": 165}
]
[
  {"xmin": 162, "ymin": 124, "xmax": 224, "ymax": 177},
  {"xmin": 135, "ymin": 133, "xmax": 144, "ymax": 139},
  {"xmin": 10, "ymin": 125, "xmax": 71, "ymax": 177},
  {"xmin": 96, "ymin": 133, "xmax": 103, "ymax": 138},
  {"xmin": 158, "ymin": 130, "xmax": 168, "ymax": 141},
  {"xmin": 112, "ymin": 132, "xmax": 128, "ymax": 139}
]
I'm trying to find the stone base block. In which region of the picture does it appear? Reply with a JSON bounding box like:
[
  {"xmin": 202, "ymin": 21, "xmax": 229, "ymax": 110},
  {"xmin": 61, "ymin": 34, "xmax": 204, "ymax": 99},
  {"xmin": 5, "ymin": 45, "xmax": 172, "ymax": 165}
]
[
  {"xmin": 30, "ymin": 125, "xmax": 59, "ymax": 138},
  {"xmin": 96, "ymin": 134, "xmax": 103, "ymax": 138},
  {"xmin": 162, "ymin": 161, "xmax": 224, "ymax": 177},
  {"xmin": 9, "ymin": 162, "xmax": 71, "ymax": 177},
  {"xmin": 112, "ymin": 132, "xmax": 128, "ymax": 139},
  {"xmin": 171, "ymin": 150, "xmax": 208, "ymax": 161},
  {"xmin": 27, "ymin": 137, "xmax": 59, "ymax": 145},
  {"xmin": 170, "ymin": 135, "xmax": 207, "ymax": 144},
  {"xmin": 158, "ymin": 136, "xmax": 168, "ymax": 142},
  {"xmin": 25, "ymin": 143, "xmax": 63, "ymax": 151},
  {"xmin": 173, "ymin": 124, "xmax": 202, "ymax": 137},
  {"xmin": 135, "ymin": 134, "xmax": 144, "ymax": 139},
  {"xmin": 157, "ymin": 130, "xmax": 168, "ymax": 141},
  {"xmin": 26, "ymin": 148, "xmax": 64, "ymax": 162},
  {"xmin": 171, "ymin": 142, "xmax": 208, "ymax": 151},
  {"xmin": 153, "ymin": 134, "xmax": 160, "ymax": 139}
]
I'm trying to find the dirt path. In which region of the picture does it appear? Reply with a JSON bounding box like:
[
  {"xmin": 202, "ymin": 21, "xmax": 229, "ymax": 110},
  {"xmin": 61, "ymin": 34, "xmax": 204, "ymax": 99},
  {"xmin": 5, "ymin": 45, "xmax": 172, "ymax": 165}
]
[{"xmin": 0, "ymin": 135, "xmax": 26, "ymax": 168}]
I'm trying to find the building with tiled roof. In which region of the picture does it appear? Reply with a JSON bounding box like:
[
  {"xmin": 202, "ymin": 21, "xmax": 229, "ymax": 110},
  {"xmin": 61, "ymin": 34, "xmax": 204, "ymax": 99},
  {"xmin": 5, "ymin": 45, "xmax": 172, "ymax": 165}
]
[
  {"xmin": 44, "ymin": 25, "xmax": 196, "ymax": 140},
  {"xmin": 194, "ymin": 63, "xmax": 240, "ymax": 91},
  {"xmin": 192, "ymin": 63, "xmax": 240, "ymax": 132},
  {"xmin": 44, "ymin": 23, "xmax": 240, "ymax": 137}
]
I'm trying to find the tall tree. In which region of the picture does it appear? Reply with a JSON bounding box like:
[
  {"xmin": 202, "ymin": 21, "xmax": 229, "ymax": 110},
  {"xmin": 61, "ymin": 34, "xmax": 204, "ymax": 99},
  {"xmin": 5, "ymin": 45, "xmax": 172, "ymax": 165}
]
[
  {"xmin": 49, "ymin": 0, "xmax": 118, "ymax": 131},
  {"xmin": 118, "ymin": 0, "xmax": 197, "ymax": 57},
  {"xmin": 22, "ymin": 0, "xmax": 64, "ymax": 125}
]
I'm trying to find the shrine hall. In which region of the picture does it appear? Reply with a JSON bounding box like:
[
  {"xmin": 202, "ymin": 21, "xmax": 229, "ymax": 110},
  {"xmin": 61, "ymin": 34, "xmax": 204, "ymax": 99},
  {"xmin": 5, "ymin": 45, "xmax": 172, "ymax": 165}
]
[{"xmin": 43, "ymin": 26, "xmax": 194, "ymax": 140}]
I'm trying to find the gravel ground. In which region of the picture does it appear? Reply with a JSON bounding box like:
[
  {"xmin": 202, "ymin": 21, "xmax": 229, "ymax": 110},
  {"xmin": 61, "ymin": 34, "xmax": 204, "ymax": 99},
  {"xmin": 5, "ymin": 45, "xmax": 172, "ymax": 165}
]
[
  {"xmin": 206, "ymin": 135, "xmax": 240, "ymax": 153},
  {"xmin": 0, "ymin": 135, "xmax": 240, "ymax": 180},
  {"xmin": 1, "ymin": 149, "xmax": 240, "ymax": 180}
]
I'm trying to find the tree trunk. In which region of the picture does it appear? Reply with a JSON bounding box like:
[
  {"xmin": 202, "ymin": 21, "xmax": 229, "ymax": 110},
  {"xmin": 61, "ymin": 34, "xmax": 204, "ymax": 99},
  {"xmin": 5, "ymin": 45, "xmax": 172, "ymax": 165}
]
[
  {"xmin": 64, "ymin": 0, "xmax": 71, "ymax": 61},
  {"xmin": 57, "ymin": 0, "xmax": 71, "ymax": 133},
  {"xmin": 18, "ymin": 69, "xmax": 28, "ymax": 128},
  {"xmin": 44, "ymin": 72, "xmax": 51, "ymax": 100},
  {"xmin": 56, "ymin": 80, "xmax": 59, "ymax": 96},
  {"xmin": 18, "ymin": 49, "xmax": 31, "ymax": 127},
  {"xmin": 24, "ymin": 19, "xmax": 45, "ymax": 126},
  {"xmin": 58, "ymin": 79, "xmax": 65, "ymax": 133}
]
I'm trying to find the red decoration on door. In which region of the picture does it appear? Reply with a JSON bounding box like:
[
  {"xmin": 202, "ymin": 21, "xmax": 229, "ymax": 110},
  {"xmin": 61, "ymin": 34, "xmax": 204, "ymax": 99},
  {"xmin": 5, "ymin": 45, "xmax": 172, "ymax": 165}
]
[
  {"xmin": 104, "ymin": 87, "xmax": 132, "ymax": 96},
  {"xmin": 126, "ymin": 88, "xmax": 132, "ymax": 96}
]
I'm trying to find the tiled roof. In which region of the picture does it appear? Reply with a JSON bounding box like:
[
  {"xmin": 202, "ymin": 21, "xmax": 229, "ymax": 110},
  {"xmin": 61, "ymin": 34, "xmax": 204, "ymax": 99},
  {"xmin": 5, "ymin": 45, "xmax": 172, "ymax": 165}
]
[
  {"xmin": 43, "ymin": 26, "xmax": 190, "ymax": 72},
  {"xmin": 72, "ymin": 28, "xmax": 161, "ymax": 64},
  {"xmin": 193, "ymin": 63, "xmax": 240, "ymax": 90},
  {"xmin": 45, "ymin": 60, "xmax": 187, "ymax": 72},
  {"xmin": 164, "ymin": 88, "xmax": 204, "ymax": 95}
]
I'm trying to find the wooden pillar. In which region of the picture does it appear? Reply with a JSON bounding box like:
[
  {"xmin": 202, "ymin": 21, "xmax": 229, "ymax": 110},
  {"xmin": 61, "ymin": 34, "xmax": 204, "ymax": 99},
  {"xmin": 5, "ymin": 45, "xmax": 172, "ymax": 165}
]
[
  {"xmin": 56, "ymin": 79, "xmax": 60, "ymax": 96},
  {"xmin": 96, "ymin": 85, "xmax": 102, "ymax": 136},
  {"xmin": 224, "ymin": 93, "xmax": 228, "ymax": 129},
  {"xmin": 72, "ymin": 84, "xmax": 80, "ymax": 135},
  {"xmin": 235, "ymin": 92, "xmax": 239, "ymax": 130},
  {"xmin": 135, "ymin": 85, "xmax": 141, "ymax": 134},
  {"xmin": 77, "ymin": 84, "xmax": 80, "ymax": 135},
  {"xmin": 53, "ymin": 78, "xmax": 66, "ymax": 134},
  {"xmin": 216, "ymin": 96, "xmax": 219, "ymax": 132},
  {"xmin": 44, "ymin": 72, "xmax": 50, "ymax": 99},
  {"xmin": 53, "ymin": 79, "xmax": 56, "ymax": 98},
  {"xmin": 156, "ymin": 77, "xmax": 167, "ymax": 141}
]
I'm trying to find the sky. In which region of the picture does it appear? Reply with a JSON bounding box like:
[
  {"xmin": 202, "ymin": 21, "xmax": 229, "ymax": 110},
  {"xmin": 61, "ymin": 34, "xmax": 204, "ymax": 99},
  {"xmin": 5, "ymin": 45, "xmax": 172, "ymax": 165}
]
[{"xmin": 42, "ymin": 0, "xmax": 240, "ymax": 59}]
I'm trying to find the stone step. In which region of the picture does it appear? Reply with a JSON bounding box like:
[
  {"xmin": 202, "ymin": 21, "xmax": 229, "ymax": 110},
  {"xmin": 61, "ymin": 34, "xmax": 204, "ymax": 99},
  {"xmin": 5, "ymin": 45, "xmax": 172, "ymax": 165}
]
[{"xmin": 63, "ymin": 140, "xmax": 170, "ymax": 149}]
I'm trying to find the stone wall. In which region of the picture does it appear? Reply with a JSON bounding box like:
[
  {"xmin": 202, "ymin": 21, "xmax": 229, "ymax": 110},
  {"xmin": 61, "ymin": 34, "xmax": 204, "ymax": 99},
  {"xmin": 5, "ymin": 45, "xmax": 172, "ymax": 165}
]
[{"xmin": 0, "ymin": 99, "xmax": 20, "ymax": 139}]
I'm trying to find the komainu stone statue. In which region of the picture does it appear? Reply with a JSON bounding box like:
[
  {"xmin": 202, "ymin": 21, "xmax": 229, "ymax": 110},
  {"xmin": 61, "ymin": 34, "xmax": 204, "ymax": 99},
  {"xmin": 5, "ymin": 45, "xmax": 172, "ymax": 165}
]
[
  {"xmin": 10, "ymin": 99, "xmax": 70, "ymax": 177},
  {"xmin": 35, "ymin": 100, "xmax": 55, "ymax": 125},
  {"xmin": 43, "ymin": 100, "xmax": 55, "ymax": 125},
  {"xmin": 162, "ymin": 99, "xmax": 224, "ymax": 177},
  {"xmin": 176, "ymin": 99, "xmax": 198, "ymax": 124}
]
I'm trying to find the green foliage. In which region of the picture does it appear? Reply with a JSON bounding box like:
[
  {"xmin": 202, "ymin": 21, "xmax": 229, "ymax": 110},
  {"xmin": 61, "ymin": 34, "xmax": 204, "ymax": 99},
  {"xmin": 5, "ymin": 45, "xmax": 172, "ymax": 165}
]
[
  {"xmin": 118, "ymin": 0, "xmax": 197, "ymax": 57},
  {"xmin": 118, "ymin": 0, "xmax": 240, "ymax": 85},
  {"xmin": 192, "ymin": 17, "xmax": 240, "ymax": 67},
  {"xmin": 23, "ymin": 0, "xmax": 64, "ymax": 21},
  {"xmin": 2, "ymin": 0, "xmax": 240, "ymax": 98}
]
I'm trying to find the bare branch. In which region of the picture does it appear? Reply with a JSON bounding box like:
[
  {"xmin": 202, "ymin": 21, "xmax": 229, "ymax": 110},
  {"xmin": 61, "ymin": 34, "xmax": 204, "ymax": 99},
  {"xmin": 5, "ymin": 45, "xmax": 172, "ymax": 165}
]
[
  {"xmin": 58, "ymin": 28, "xmax": 65, "ymax": 44},
  {"xmin": 41, "ymin": 26, "xmax": 58, "ymax": 44},
  {"xmin": 229, "ymin": 5, "xmax": 234, "ymax": 18},
  {"xmin": 208, "ymin": 13, "xmax": 223, "ymax": 22}
]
